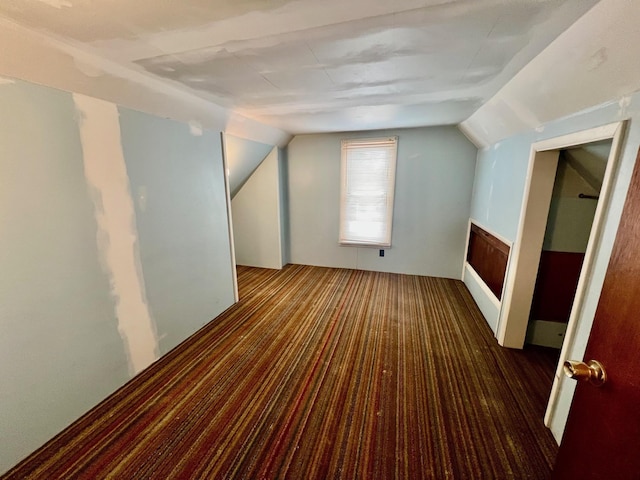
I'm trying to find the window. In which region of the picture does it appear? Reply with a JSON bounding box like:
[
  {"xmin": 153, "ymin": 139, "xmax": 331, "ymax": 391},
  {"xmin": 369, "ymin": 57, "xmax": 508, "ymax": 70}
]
[{"xmin": 339, "ymin": 137, "xmax": 398, "ymax": 247}]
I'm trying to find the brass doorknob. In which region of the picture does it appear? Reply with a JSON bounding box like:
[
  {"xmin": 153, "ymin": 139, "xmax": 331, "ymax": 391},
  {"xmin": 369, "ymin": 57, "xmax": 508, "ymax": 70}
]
[{"xmin": 563, "ymin": 360, "xmax": 607, "ymax": 387}]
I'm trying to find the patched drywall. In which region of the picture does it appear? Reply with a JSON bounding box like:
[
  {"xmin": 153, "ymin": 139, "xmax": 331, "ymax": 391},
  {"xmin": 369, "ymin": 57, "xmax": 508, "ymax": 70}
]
[
  {"xmin": 0, "ymin": 79, "xmax": 130, "ymax": 474},
  {"xmin": 232, "ymin": 147, "xmax": 284, "ymax": 269},
  {"xmin": 0, "ymin": 0, "xmax": 596, "ymax": 136},
  {"xmin": 287, "ymin": 126, "xmax": 477, "ymax": 278},
  {"xmin": 130, "ymin": 0, "xmax": 596, "ymax": 133},
  {"xmin": 461, "ymin": 0, "xmax": 640, "ymax": 147},
  {"xmin": 0, "ymin": 18, "xmax": 290, "ymax": 147},
  {"xmin": 1, "ymin": 0, "xmax": 298, "ymax": 42},
  {"xmin": 74, "ymin": 93, "xmax": 159, "ymax": 375},
  {"xmin": 0, "ymin": 76, "xmax": 238, "ymax": 475},
  {"xmin": 118, "ymin": 108, "xmax": 235, "ymax": 355}
]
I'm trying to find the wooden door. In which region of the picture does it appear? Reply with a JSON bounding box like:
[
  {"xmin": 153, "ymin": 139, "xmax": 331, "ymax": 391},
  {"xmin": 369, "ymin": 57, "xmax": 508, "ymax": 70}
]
[{"xmin": 552, "ymin": 147, "xmax": 640, "ymax": 478}]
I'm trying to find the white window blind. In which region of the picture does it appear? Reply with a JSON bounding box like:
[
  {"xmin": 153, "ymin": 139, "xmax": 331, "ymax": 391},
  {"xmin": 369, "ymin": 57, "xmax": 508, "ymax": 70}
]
[{"xmin": 339, "ymin": 137, "xmax": 398, "ymax": 247}]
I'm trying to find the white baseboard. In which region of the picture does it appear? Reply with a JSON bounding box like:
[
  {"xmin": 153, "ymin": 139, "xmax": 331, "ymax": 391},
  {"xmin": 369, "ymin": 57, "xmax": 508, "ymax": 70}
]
[{"xmin": 463, "ymin": 263, "xmax": 500, "ymax": 334}]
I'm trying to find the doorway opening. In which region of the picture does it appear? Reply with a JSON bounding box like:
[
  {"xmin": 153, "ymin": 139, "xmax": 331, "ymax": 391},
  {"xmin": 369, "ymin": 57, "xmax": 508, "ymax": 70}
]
[
  {"xmin": 495, "ymin": 122, "xmax": 626, "ymax": 350},
  {"xmin": 492, "ymin": 122, "xmax": 626, "ymax": 442},
  {"xmin": 526, "ymin": 140, "xmax": 612, "ymax": 349}
]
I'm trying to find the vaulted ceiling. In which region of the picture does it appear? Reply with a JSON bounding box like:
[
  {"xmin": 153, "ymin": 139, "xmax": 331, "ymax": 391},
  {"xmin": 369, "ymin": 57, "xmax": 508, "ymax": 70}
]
[{"xmin": 0, "ymin": 0, "xmax": 598, "ymax": 135}]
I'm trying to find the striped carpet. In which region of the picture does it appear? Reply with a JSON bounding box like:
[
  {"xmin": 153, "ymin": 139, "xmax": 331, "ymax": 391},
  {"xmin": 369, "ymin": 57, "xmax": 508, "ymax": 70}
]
[{"xmin": 3, "ymin": 265, "xmax": 559, "ymax": 479}]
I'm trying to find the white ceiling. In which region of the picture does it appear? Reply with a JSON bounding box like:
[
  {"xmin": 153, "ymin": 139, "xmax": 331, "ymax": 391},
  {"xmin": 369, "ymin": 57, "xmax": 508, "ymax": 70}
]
[{"xmin": 0, "ymin": 0, "xmax": 598, "ymax": 135}]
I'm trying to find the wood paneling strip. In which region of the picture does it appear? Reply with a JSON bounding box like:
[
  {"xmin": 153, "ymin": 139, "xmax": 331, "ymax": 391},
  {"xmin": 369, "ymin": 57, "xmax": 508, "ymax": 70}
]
[{"xmin": 467, "ymin": 223, "xmax": 510, "ymax": 299}]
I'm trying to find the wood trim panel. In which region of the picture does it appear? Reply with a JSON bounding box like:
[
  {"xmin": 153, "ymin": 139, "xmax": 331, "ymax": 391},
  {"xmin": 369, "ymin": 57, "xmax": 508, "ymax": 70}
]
[{"xmin": 466, "ymin": 223, "xmax": 510, "ymax": 300}]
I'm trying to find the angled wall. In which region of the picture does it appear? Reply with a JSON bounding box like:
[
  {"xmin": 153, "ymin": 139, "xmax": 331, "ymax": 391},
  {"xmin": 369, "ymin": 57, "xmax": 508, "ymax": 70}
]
[
  {"xmin": 118, "ymin": 108, "xmax": 235, "ymax": 355},
  {"xmin": 0, "ymin": 77, "xmax": 235, "ymax": 474},
  {"xmin": 224, "ymin": 135, "xmax": 275, "ymax": 197},
  {"xmin": 231, "ymin": 147, "xmax": 286, "ymax": 269}
]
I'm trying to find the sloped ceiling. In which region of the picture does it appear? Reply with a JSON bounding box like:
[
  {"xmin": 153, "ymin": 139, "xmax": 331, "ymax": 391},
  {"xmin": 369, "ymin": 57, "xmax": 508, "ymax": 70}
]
[
  {"xmin": 224, "ymin": 135, "xmax": 274, "ymax": 197},
  {"xmin": 0, "ymin": 0, "xmax": 598, "ymax": 138},
  {"xmin": 461, "ymin": 0, "xmax": 640, "ymax": 147},
  {"xmin": 564, "ymin": 140, "xmax": 612, "ymax": 192}
]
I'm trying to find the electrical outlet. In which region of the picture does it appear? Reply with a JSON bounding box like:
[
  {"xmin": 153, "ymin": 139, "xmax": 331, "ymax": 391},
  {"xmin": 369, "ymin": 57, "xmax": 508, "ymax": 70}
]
[{"xmin": 379, "ymin": 249, "xmax": 384, "ymax": 257}]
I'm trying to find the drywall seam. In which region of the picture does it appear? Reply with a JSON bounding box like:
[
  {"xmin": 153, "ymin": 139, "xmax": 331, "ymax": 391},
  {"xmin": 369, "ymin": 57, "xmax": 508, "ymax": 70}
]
[
  {"xmin": 188, "ymin": 120, "xmax": 203, "ymax": 137},
  {"xmin": 0, "ymin": 17, "xmax": 291, "ymax": 147},
  {"xmin": 0, "ymin": 16, "xmax": 212, "ymax": 113},
  {"xmin": 73, "ymin": 93, "xmax": 159, "ymax": 376},
  {"xmin": 460, "ymin": 0, "xmax": 635, "ymax": 146},
  {"xmin": 33, "ymin": 0, "xmax": 72, "ymax": 8}
]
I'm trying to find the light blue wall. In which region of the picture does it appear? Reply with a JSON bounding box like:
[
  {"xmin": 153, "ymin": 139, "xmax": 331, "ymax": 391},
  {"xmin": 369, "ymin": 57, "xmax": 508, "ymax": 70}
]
[
  {"xmin": 470, "ymin": 136, "xmax": 532, "ymax": 241},
  {"xmin": 287, "ymin": 127, "xmax": 477, "ymax": 278},
  {"xmin": 119, "ymin": 109, "xmax": 235, "ymax": 355},
  {"xmin": 0, "ymin": 80, "xmax": 129, "ymax": 472},
  {"xmin": 0, "ymin": 79, "xmax": 235, "ymax": 473},
  {"xmin": 225, "ymin": 134, "xmax": 274, "ymax": 197},
  {"xmin": 542, "ymin": 151, "xmax": 609, "ymax": 253},
  {"xmin": 468, "ymin": 93, "xmax": 640, "ymax": 441}
]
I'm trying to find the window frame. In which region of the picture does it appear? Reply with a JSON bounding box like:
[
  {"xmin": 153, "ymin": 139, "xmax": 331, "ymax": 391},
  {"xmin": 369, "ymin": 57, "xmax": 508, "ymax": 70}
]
[{"xmin": 338, "ymin": 136, "xmax": 398, "ymax": 248}]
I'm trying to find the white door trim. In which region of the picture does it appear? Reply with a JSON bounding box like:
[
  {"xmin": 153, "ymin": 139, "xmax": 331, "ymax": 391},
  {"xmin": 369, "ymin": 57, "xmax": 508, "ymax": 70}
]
[
  {"xmin": 496, "ymin": 121, "xmax": 626, "ymax": 349},
  {"xmin": 543, "ymin": 121, "xmax": 627, "ymax": 434}
]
